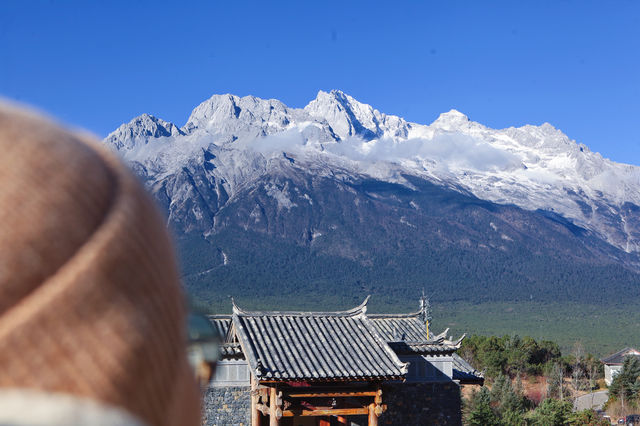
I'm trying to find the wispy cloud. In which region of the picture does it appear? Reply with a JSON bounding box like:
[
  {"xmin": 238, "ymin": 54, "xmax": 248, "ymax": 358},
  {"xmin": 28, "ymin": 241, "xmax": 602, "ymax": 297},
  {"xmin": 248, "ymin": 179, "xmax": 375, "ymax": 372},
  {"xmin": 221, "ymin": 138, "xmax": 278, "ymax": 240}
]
[{"xmin": 245, "ymin": 127, "xmax": 521, "ymax": 173}]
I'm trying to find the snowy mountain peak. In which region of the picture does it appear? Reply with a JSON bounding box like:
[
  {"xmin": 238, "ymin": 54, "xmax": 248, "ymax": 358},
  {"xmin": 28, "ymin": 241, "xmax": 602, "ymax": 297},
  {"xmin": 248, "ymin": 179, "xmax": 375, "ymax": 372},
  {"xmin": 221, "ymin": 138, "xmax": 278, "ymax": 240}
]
[
  {"xmin": 310, "ymin": 89, "xmax": 358, "ymax": 108},
  {"xmin": 305, "ymin": 90, "xmax": 409, "ymax": 140},
  {"xmin": 183, "ymin": 93, "xmax": 294, "ymax": 137},
  {"xmin": 431, "ymin": 109, "xmax": 472, "ymax": 131},
  {"xmin": 305, "ymin": 90, "xmax": 378, "ymax": 140},
  {"xmin": 183, "ymin": 93, "xmax": 242, "ymax": 131},
  {"xmin": 104, "ymin": 113, "xmax": 183, "ymax": 150}
]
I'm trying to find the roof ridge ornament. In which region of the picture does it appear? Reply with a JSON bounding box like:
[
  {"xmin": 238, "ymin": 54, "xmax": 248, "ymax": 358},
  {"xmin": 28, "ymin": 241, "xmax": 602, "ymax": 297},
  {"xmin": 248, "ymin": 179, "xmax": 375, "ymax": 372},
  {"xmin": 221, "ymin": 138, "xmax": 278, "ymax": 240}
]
[
  {"xmin": 433, "ymin": 328, "xmax": 449, "ymax": 341},
  {"xmin": 419, "ymin": 291, "xmax": 432, "ymax": 337},
  {"xmin": 356, "ymin": 295, "xmax": 370, "ymax": 317},
  {"xmin": 231, "ymin": 297, "xmax": 246, "ymax": 315},
  {"xmin": 445, "ymin": 334, "xmax": 466, "ymax": 348}
]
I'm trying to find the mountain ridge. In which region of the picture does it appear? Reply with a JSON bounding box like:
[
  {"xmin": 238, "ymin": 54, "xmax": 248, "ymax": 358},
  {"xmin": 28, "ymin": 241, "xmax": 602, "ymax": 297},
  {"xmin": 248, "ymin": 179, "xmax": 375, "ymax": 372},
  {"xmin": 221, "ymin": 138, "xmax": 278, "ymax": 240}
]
[
  {"xmin": 102, "ymin": 90, "xmax": 640, "ymax": 310},
  {"xmin": 105, "ymin": 90, "xmax": 640, "ymax": 257}
]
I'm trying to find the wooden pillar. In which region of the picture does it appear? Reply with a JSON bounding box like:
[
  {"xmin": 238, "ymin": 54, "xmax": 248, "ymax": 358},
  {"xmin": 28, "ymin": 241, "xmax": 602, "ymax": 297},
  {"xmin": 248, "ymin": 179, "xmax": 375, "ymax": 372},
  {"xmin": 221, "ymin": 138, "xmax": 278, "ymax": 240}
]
[
  {"xmin": 368, "ymin": 403, "xmax": 378, "ymax": 426},
  {"xmin": 251, "ymin": 377, "xmax": 260, "ymax": 426},
  {"xmin": 369, "ymin": 386, "xmax": 384, "ymax": 425},
  {"xmin": 374, "ymin": 388, "xmax": 384, "ymax": 417},
  {"xmin": 269, "ymin": 386, "xmax": 281, "ymax": 426}
]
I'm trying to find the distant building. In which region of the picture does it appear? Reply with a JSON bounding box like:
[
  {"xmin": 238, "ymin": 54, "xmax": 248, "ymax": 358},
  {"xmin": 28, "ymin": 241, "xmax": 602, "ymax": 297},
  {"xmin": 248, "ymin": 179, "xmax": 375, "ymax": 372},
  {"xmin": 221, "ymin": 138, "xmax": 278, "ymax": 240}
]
[
  {"xmin": 601, "ymin": 347, "xmax": 640, "ymax": 386},
  {"xmin": 202, "ymin": 297, "xmax": 482, "ymax": 426}
]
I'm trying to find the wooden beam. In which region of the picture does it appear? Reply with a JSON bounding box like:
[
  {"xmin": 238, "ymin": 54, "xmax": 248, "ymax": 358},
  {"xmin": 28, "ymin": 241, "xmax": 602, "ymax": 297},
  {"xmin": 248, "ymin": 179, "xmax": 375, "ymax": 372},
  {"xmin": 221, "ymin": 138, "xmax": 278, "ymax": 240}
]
[
  {"xmin": 258, "ymin": 387, "xmax": 269, "ymax": 400},
  {"xmin": 281, "ymin": 408, "xmax": 369, "ymax": 417},
  {"xmin": 269, "ymin": 387, "xmax": 280, "ymax": 426},
  {"xmin": 368, "ymin": 403, "xmax": 378, "ymax": 426},
  {"xmin": 286, "ymin": 391, "xmax": 377, "ymax": 398},
  {"xmin": 256, "ymin": 403, "xmax": 270, "ymax": 416}
]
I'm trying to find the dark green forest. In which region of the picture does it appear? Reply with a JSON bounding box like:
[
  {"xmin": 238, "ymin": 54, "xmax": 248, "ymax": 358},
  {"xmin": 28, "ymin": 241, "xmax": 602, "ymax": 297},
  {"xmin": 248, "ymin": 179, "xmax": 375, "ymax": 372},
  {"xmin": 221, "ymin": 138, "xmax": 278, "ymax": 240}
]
[{"xmin": 179, "ymin": 230, "xmax": 640, "ymax": 312}]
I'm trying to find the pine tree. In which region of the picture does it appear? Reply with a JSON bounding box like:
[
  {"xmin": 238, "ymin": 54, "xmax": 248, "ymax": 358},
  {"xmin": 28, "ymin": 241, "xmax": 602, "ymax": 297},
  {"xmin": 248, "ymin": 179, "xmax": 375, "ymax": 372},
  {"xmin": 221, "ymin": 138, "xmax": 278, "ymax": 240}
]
[
  {"xmin": 491, "ymin": 374, "xmax": 509, "ymax": 404},
  {"xmin": 610, "ymin": 356, "xmax": 640, "ymax": 406},
  {"xmin": 466, "ymin": 387, "xmax": 500, "ymax": 426},
  {"xmin": 525, "ymin": 398, "xmax": 572, "ymax": 425}
]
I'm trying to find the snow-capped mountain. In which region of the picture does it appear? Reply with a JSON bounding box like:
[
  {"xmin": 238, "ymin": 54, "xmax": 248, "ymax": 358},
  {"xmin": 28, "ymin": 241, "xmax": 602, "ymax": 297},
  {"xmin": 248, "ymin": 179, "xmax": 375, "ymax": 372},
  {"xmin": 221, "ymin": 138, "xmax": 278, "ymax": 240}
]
[
  {"xmin": 106, "ymin": 113, "xmax": 184, "ymax": 150},
  {"xmin": 105, "ymin": 90, "xmax": 640, "ymax": 256},
  {"xmin": 103, "ymin": 90, "xmax": 640, "ymax": 308}
]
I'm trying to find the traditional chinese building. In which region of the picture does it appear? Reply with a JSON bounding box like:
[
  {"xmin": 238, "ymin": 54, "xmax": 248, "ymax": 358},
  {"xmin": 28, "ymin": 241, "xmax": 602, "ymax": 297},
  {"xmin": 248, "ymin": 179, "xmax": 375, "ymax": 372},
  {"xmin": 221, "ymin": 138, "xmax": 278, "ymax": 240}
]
[
  {"xmin": 202, "ymin": 297, "xmax": 482, "ymax": 426},
  {"xmin": 601, "ymin": 347, "xmax": 640, "ymax": 386}
]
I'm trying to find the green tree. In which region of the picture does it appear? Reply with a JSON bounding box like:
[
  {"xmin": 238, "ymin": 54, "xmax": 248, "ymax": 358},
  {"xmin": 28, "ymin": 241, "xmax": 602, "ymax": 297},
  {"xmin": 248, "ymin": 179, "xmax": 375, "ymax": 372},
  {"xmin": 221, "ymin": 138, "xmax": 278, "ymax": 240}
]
[
  {"xmin": 484, "ymin": 373, "xmax": 530, "ymax": 425},
  {"xmin": 536, "ymin": 340, "xmax": 562, "ymax": 364},
  {"xmin": 609, "ymin": 356, "xmax": 640, "ymax": 408},
  {"xmin": 491, "ymin": 374, "xmax": 510, "ymax": 404},
  {"xmin": 479, "ymin": 336, "xmax": 508, "ymax": 378},
  {"xmin": 466, "ymin": 387, "xmax": 500, "ymax": 426},
  {"xmin": 501, "ymin": 391, "xmax": 526, "ymax": 426},
  {"xmin": 525, "ymin": 398, "xmax": 572, "ymax": 426},
  {"xmin": 459, "ymin": 335, "xmax": 563, "ymax": 380},
  {"xmin": 567, "ymin": 409, "xmax": 610, "ymax": 426}
]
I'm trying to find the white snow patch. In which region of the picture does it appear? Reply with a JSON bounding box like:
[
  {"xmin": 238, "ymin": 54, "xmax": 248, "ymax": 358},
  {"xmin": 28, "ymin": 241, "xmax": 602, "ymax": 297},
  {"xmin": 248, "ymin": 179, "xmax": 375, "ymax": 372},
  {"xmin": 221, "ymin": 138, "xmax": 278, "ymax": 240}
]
[
  {"xmin": 249, "ymin": 204, "xmax": 262, "ymax": 222},
  {"xmin": 303, "ymin": 194, "xmax": 313, "ymax": 204},
  {"xmin": 400, "ymin": 217, "xmax": 417, "ymax": 228},
  {"xmin": 265, "ymin": 183, "xmax": 297, "ymax": 210}
]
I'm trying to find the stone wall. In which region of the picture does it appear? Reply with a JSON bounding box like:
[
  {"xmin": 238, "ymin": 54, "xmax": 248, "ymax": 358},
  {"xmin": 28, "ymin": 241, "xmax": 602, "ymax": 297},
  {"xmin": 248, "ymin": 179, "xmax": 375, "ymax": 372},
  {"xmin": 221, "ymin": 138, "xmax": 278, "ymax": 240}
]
[
  {"xmin": 201, "ymin": 382, "xmax": 461, "ymax": 426},
  {"xmin": 202, "ymin": 386, "xmax": 251, "ymax": 426},
  {"xmin": 380, "ymin": 382, "xmax": 462, "ymax": 426}
]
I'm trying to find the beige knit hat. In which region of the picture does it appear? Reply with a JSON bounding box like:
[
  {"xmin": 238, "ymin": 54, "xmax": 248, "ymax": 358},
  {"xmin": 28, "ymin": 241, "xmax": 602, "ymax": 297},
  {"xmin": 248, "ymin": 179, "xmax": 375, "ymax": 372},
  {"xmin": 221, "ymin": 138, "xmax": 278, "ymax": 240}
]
[{"xmin": 0, "ymin": 103, "xmax": 201, "ymax": 425}]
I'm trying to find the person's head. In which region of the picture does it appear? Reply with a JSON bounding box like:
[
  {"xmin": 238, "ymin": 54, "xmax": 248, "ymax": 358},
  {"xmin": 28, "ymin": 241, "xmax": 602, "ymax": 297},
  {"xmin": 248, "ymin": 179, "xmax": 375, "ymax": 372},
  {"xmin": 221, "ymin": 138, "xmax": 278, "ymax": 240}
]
[{"xmin": 0, "ymin": 102, "xmax": 201, "ymax": 425}]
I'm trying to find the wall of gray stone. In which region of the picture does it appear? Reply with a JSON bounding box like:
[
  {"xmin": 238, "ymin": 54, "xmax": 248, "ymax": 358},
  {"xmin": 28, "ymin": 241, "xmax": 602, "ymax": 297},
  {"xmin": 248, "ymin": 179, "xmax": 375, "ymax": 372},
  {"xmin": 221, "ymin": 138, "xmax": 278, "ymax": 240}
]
[
  {"xmin": 201, "ymin": 382, "xmax": 461, "ymax": 426},
  {"xmin": 380, "ymin": 382, "xmax": 462, "ymax": 426},
  {"xmin": 202, "ymin": 386, "xmax": 251, "ymax": 426}
]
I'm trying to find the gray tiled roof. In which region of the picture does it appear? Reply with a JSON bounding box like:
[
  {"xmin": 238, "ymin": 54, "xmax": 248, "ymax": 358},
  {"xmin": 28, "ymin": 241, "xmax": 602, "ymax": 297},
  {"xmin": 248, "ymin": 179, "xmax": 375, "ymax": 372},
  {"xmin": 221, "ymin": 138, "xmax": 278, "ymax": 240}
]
[
  {"xmin": 368, "ymin": 311, "xmax": 430, "ymax": 341},
  {"xmin": 207, "ymin": 315, "xmax": 233, "ymax": 342},
  {"xmin": 220, "ymin": 342, "xmax": 243, "ymax": 357},
  {"xmin": 369, "ymin": 312, "xmax": 462, "ymax": 355},
  {"xmin": 231, "ymin": 298, "xmax": 408, "ymax": 382},
  {"xmin": 601, "ymin": 347, "xmax": 640, "ymax": 365},
  {"xmin": 208, "ymin": 316, "xmax": 244, "ymax": 359},
  {"xmin": 452, "ymin": 353, "xmax": 484, "ymax": 384}
]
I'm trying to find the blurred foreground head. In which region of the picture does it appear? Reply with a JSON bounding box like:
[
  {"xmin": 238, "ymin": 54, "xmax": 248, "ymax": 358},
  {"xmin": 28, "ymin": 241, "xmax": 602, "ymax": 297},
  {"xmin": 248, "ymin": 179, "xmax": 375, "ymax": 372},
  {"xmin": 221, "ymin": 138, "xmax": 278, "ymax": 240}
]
[{"xmin": 0, "ymin": 103, "xmax": 201, "ymax": 425}]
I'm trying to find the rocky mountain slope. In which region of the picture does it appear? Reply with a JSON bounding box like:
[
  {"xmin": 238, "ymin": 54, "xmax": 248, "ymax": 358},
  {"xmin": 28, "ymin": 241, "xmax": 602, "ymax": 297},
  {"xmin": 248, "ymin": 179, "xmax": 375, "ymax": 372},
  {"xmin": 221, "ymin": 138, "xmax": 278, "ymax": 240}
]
[{"xmin": 104, "ymin": 91, "xmax": 640, "ymax": 309}]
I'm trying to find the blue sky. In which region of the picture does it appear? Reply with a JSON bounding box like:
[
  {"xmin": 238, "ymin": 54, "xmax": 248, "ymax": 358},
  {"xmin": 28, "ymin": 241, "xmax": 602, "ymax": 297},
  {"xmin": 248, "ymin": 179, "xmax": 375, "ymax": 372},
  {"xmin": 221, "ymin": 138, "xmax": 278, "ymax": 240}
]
[{"xmin": 1, "ymin": 0, "xmax": 639, "ymax": 165}]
